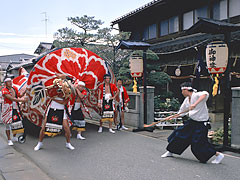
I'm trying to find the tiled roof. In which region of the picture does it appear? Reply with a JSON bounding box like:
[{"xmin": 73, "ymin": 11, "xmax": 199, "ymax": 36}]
[
  {"xmin": 0, "ymin": 54, "xmax": 35, "ymax": 62},
  {"xmin": 116, "ymin": 40, "xmax": 151, "ymax": 50},
  {"xmin": 111, "ymin": 0, "xmax": 163, "ymax": 25},
  {"xmin": 187, "ymin": 17, "xmax": 240, "ymax": 34},
  {"xmin": 34, "ymin": 42, "xmax": 54, "ymax": 55},
  {"xmin": 0, "ymin": 54, "xmax": 35, "ymax": 70},
  {"xmin": 150, "ymin": 29, "xmax": 240, "ymax": 54}
]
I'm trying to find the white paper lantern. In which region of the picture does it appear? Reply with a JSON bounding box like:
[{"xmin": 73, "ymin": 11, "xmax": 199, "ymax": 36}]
[
  {"xmin": 206, "ymin": 41, "xmax": 228, "ymax": 74},
  {"xmin": 129, "ymin": 54, "xmax": 143, "ymax": 78}
]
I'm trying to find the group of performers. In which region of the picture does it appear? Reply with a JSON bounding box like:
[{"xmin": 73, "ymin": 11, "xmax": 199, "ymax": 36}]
[
  {"xmin": 0, "ymin": 73, "xmax": 130, "ymax": 151},
  {"xmin": 0, "ymin": 75, "xmax": 224, "ymax": 164},
  {"xmin": 97, "ymin": 74, "xmax": 129, "ymax": 133}
]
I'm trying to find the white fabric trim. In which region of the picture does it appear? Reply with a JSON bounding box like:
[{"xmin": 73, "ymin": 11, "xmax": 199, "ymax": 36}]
[
  {"xmin": 78, "ymin": 81, "xmax": 85, "ymax": 86},
  {"xmin": 119, "ymin": 86, "xmax": 123, "ymax": 103},
  {"xmin": 74, "ymin": 102, "xmax": 81, "ymax": 110},
  {"xmin": 50, "ymin": 98, "xmax": 64, "ymax": 110}
]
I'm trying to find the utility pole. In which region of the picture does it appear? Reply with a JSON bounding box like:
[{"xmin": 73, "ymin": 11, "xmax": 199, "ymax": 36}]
[{"xmin": 41, "ymin": 12, "xmax": 48, "ymax": 41}]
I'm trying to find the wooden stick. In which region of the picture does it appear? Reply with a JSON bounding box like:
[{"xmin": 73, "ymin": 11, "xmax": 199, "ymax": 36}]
[{"xmin": 143, "ymin": 110, "xmax": 189, "ymax": 128}]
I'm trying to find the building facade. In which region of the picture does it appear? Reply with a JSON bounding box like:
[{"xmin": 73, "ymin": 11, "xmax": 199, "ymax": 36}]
[
  {"xmin": 0, "ymin": 54, "xmax": 35, "ymax": 82},
  {"xmin": 112, "ymin": 0, "xmax": 240, "ymax": 113}
]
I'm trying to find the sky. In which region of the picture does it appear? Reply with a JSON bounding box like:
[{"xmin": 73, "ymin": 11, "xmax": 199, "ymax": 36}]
[{"xmin": 0, "ymin": 0, "xmax": 151, "ymax": 56}]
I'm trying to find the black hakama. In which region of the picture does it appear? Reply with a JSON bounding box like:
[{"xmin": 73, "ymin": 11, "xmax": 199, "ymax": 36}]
[
  {"xmin": 71, "ymin": 106, "xmax": 86, "ymax": 132},
  {"xmin": 45, "ymin": 108, "xmax": 64, "ymax": 137},
  {"xmin": 167, "ymin": 119, "xmax": 216, "ymax": 163}
]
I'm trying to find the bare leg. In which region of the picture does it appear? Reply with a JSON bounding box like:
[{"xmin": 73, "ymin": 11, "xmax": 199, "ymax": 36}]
[
  {"xmin": 63, "ymin": 119, "xmax": 71, "ymax": 143},
  {"xmin": 34, "ymin": 114, "xmax": 47, "ymax": 150},
  {"xmin": 114, "ymin": 111, "xmax": 118, "ymax": 126},
  {"xmin": 38, "ymin": 127, "xmax": 45, "ymax": 142},
  {"xmin": 6, "ymin": 130, "xmax": 11, "ymax": 140},
  {"xmin": 121, "ymin": 111, "xmax": 124, "ymax": 125},
  {"xmin": 63, "ymin": 119, "xmax": 75, "ymax": 150},
  {"xmin": 98, "ymin": 120, "xmax": 103, "ymax": 132},
  {"xmin": 99, "ymin": 120, "xmax": 103, "ymax": 127},
  {"xmin": 34, "ymin": 126, "xmax": 45, "ymax": 151},
  {"xmin": 38, "ymin": 115, "xmax": 47, "ymax": 142},
  {"xmin": 109, "ymin": 121, "xmax": 112, "ymax": 129}
]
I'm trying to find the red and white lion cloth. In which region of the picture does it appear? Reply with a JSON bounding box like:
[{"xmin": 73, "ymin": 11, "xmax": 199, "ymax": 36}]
[{"xmin": 24, "ymin": 48, "xmax": 115, "ymax": 127}]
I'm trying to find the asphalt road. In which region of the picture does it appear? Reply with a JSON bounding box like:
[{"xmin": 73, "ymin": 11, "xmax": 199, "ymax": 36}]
[{"xmin": 1, "ymin": 123, "xmax": 240, "ymax": 180}]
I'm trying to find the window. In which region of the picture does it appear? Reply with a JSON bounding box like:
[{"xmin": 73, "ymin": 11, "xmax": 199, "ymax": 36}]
[
  {"xmin": 213, "ymin": 0, "xmax": 228, "ymax": 20},
  {"xmin": 213, "ymin": 1, "xmax": 220, "ymax": 20},
  {"xmin": 160, "ymin": 20, "xmax": 169, "ymax": 36},
  {"xmin": 183, "ymin": 11, "xmax": 194, "ymax": 30},
  {"xmin": 149, "ymin": 24, "xmax": 157, "ymax": 39},
  {"xmin": 143, "ymin": 27, "xmax": 149, "ymax": 40},
  {"xmin": 142, "ymin": 24, "xmax": 157, "ymax": 40},
  {"xmin": 159, "ymin": 16, "xmax": 179, "ymax": 36},
  {"xmin": 195, "ymin": 6, "xmax": 208, "ymax": 22},
  {"xmin": 169, "ymin": 16, "xmax": 179, "ymax": 33},
  {"xmin": 229, "ymin": 0, "xmax": 240, "ymax": 17}
]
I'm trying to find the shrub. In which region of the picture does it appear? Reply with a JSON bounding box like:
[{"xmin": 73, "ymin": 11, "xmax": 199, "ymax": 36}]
[{"xmin": 154, "ymin": 96, "xmax": 180, "ymax": 111}]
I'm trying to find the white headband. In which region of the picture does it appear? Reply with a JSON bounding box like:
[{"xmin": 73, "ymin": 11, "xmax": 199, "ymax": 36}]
[
  {"xmin": 181, "ymin": 86, "xmax": 197, "ymax": 92},
  {"xmin": 4, "ymin": 78, "xmax": 12, "ymax": 82},
  {"xmin": 78, "ymin": 81, "xmax": 85, "ymax": 86},
  {"xmin": 181, "ymin": 86, "xmax": 193, "ymax": 90}
]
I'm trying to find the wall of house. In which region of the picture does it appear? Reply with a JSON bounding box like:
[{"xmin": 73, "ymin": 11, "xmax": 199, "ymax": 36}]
[{"xmin": 126, "ymin": 0, "xmax": 240, "ymax": 43}]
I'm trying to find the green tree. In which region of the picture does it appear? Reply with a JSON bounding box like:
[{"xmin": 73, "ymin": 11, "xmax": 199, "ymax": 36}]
[
  {"xmin": 54, "ymin": 15, "xmax": 130, "ymax": 77},
  {"xmin": 54, "ymin": 15, "xmax": 104, "ymax": 46}
]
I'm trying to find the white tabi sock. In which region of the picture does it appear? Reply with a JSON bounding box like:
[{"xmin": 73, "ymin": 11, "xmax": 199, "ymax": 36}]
[
  {"xmin": 211, "ymin": 153, "xmax": 224, "ymax": 164},
  {"xmin": 161, "ymin": 151, "xmax": 173, "ymax": 158},
  {"xmin": 109, "ymin": 128, "xmax": 115, "ymax": 134},
  {"xmin": 77, "ymin": 134, "xmax": 86, "ymax": 140},
  {"xmin": 8, "ymin": 140, "xmax": 14, "ymax": 146},
  {"xmin": 66, "ymin": 143, "xmax": 75, "ymax": 150},
  {"xmin": 34, "ymin": 142, "xmax": 43, "ymax": 151},
  {"xmin": 98, "ymin": 127, "xmax": 103, "ymax": 133},
  {"xmin": 12, "ymin": 136, "xmax": 18, "ymax": 142}
]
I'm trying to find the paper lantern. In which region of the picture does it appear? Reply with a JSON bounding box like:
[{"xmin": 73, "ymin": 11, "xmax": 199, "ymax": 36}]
[
  {"xmin": 129, "ymin": 54, "xmax": 143, "ymax": 78},
  {"xmin": 206, "ymin": 41, "xmax": 228, "ymax": 74}
]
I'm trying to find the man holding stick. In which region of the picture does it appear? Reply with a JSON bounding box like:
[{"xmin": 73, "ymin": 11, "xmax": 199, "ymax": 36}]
[{"xmin": 161, "ymin": 82, "xmax": 224, "ymax": 164}]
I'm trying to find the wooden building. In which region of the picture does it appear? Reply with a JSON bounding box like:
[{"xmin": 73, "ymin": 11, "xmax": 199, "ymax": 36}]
[{"xmin": 111, "ymin": 0, "xmax": 240, "ymax": 114}]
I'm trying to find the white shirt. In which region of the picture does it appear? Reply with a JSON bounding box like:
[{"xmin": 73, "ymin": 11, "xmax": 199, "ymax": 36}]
[
  {"xmin": 50, "ymin": 97, "xmax": 65, "ymax": 110},
  {"xmin": 179, "ymin": 91, "xmax": 209, "ymax": 122}
]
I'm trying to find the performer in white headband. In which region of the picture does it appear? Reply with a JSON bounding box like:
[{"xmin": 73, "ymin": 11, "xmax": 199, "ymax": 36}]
[{"xmin": 161, "ymin": 82, "xmax": 224, "ymax": 164}]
